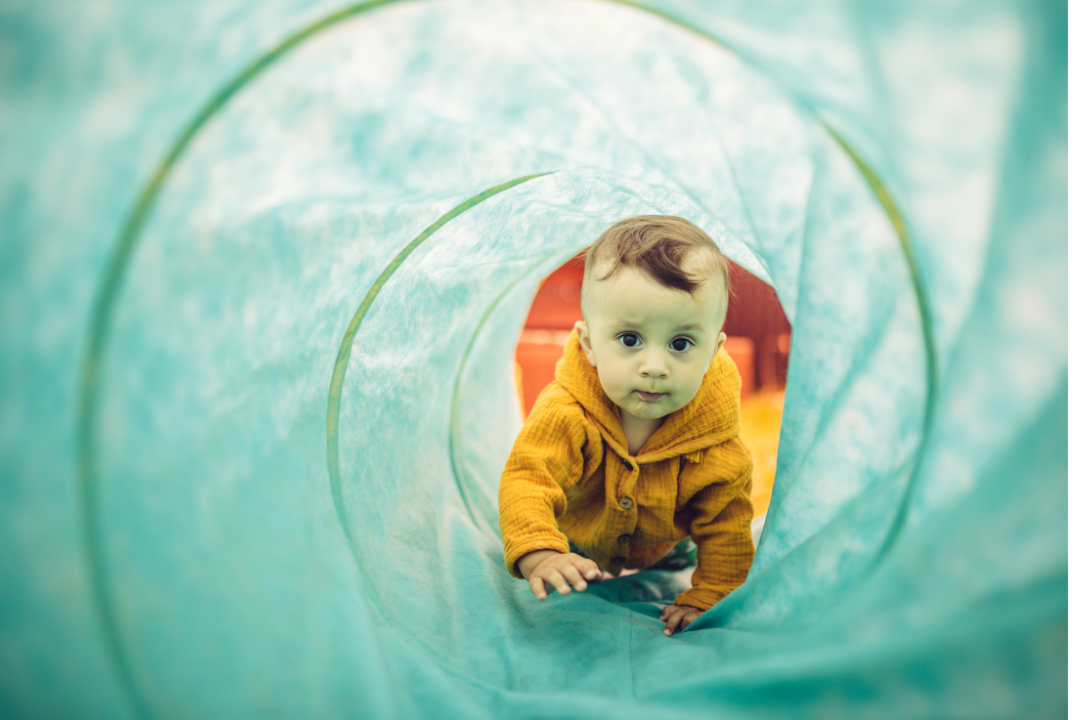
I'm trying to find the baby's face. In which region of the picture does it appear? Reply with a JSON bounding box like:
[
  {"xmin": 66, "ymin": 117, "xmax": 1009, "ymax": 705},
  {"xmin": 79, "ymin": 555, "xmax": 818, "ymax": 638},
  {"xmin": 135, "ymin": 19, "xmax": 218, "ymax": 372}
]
[{"xmin": 576, "ymin": 264, "xmax": 726, "ymax": 422}]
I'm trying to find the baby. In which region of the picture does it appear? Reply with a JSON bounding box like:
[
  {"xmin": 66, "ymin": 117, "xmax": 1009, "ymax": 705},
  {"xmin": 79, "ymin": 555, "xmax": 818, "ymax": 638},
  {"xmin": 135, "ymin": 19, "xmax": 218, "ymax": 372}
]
[{"xmin": 499, "ymin": 215, "xmax": 755, "ymax": 636}]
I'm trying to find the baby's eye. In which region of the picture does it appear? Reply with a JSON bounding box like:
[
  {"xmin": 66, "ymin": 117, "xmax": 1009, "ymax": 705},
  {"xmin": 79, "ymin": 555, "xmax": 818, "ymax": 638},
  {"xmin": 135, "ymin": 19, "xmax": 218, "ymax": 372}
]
[
  {"xmin": 670, "ymin": 337, "xmax": 694, "ymax": 352},
  {"xmin": 618, "ymin": 334, "xmax": 642, "ymax": 348}
]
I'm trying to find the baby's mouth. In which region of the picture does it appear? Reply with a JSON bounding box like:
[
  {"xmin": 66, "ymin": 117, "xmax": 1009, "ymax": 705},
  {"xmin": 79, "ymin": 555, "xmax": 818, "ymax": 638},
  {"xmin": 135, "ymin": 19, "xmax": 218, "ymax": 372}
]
[{"xmin": 635, "ymin": 391, "xmax": 665, "ymax": 402}]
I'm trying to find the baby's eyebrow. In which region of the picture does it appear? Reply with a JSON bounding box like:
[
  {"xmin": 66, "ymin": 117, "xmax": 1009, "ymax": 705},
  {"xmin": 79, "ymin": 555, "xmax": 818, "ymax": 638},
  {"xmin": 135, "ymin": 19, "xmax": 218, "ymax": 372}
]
[{"xmin": 613, "ymin": 320, "xmax": 703, "ymax": 332}]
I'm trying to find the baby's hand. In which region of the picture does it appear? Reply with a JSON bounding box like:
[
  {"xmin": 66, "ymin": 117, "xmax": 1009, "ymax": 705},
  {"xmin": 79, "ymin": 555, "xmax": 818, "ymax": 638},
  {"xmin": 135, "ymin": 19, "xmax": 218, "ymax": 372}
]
[
  {"xmin": 659, "ymin": 604, "xmax": 703, "ymax": 636},
  {"xmin": 517, "ymin": 550, "xmax": 601, "ymax": 601}
]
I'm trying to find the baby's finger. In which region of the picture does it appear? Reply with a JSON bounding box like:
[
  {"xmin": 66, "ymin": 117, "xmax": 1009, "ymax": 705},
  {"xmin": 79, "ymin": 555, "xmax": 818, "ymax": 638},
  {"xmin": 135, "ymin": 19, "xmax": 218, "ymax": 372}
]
[
  {"xmin": 560, "ymin": 564, "xmax": 588, "ymax": 592},
  {"xmin": 572, "ymin": 555, "xmax": 602, "ymax": 581},
  {"xmin": 659, "ymin": 605, "xmax": 673, "ymax": 621},
  {"xmin": 663, "ymin": 609, "xmax": 685, "ymax": 636},
  {"xmin": 528, "ymin": 575, "xmax": 548, "ymax": 601},
  {"xmin": 542, "ymin": 568, "xmax": 573, "ymax": 596}
]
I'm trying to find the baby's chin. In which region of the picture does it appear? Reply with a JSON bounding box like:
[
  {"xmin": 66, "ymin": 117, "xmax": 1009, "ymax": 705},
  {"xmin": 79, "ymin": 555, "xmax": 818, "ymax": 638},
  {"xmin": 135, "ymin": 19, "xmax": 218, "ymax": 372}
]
[{"xmin": 622, "ymin": 397, "xmax": 675, "ymax": 419}]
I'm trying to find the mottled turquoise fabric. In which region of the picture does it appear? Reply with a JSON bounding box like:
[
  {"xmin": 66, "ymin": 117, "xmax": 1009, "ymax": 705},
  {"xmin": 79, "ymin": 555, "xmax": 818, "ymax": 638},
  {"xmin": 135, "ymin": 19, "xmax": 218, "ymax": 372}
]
[{"xmin": 0, "ymin": 1, "xmax": 1065, "ymax": 718}]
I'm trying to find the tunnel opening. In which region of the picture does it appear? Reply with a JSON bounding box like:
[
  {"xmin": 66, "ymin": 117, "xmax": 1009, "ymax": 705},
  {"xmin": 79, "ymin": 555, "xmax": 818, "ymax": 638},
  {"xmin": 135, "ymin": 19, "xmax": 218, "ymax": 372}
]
[{"xmin": 514, "ymin": 253, "xmax": 792, "ymax": 550}]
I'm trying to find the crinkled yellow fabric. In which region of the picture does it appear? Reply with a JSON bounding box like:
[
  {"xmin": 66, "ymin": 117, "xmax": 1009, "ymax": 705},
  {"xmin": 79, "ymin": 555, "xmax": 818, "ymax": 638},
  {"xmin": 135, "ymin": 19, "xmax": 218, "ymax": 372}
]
[{"xmin": 499, "ymin": 332, "xmax": 755, "ymax": 610}]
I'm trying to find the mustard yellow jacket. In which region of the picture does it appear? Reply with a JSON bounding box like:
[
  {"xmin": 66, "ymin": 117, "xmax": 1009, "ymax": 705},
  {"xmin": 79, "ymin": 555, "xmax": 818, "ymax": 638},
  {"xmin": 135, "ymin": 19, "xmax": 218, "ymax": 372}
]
[{"xmin": 499, "ymin": 333, "xmax": 755, "ymax": 610}]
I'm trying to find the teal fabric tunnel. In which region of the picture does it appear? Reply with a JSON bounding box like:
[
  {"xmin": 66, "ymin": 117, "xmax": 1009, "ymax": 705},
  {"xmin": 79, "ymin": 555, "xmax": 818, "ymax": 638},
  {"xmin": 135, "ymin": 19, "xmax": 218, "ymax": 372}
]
[{"xmin": 0, "ymin": 1, "xmax": 1066, "ymax": 718}]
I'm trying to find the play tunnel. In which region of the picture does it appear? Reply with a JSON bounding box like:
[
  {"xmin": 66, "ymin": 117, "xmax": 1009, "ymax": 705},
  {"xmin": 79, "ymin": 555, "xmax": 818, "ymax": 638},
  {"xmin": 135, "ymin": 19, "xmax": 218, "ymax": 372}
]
[{"xmin": 0, "ymin": 1, "xmax": 1066, "ymax": 718}]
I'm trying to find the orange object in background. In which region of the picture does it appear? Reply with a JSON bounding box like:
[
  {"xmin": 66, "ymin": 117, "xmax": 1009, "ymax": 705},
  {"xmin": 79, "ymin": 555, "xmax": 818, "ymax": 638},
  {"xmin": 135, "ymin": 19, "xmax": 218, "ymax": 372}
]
[
  {"xmin": 516, "ymin": 329, "xmax": 573, "ymax": 415},
  {"xmin": 516, "ymin": 259, "xmax": 584, "ymax": 414},
  {"xmin": 522, "ymin": 258, "xmax": 585, "ymax": 330}
]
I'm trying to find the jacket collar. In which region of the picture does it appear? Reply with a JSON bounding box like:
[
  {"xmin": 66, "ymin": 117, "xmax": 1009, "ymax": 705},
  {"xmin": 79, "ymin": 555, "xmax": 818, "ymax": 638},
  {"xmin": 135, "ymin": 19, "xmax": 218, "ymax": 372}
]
[{"xmin": 553, "ymin": 332, "xmax": 741, "ymax": 462}]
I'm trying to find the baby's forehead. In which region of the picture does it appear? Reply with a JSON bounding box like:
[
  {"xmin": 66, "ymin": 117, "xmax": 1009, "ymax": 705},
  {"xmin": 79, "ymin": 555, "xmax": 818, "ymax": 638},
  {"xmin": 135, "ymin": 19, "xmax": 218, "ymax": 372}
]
[{"xmin": 588, "ymin": 266, "xmax": 725, "ymax": 324}]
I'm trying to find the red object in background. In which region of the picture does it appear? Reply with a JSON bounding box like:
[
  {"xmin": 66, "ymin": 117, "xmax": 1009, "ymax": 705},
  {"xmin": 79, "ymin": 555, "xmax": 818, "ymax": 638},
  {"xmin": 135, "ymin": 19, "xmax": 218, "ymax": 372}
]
[
  {"xmin": 522, "ymin": 258, "xmax": 585, "ymax": 329},
  {"xmin": 723, "ymin": 336, "xmax": 755, "ymax": 399},
  {"xmin": 516, "ymin": 258, "xmax": 585, "ymax": 414},
  {"xmin": 516, "ymin": 329, "xmax": 573, "ymax": 414},
  {"xmin": 515, "ymin": 257, "xmax": 791, "ymax": 415},
  {"xmin": 724, "ymin": 263, "xmax": 791, "ymax": 391}
]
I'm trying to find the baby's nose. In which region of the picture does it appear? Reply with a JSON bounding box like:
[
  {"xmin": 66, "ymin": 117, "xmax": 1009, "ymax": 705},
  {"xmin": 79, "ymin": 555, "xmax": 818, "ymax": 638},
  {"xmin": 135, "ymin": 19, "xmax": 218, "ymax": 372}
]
[{"xmin": 640, "ymin": 352, "xmax": 669, "ymax": 377}]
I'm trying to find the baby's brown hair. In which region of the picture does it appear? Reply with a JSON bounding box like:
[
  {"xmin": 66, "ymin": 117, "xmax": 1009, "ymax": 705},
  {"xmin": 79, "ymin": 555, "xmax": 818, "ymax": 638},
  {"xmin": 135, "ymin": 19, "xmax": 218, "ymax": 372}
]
[{"xmin": 580, "ymin": 215, "xmax": 731, "ymax": 323}]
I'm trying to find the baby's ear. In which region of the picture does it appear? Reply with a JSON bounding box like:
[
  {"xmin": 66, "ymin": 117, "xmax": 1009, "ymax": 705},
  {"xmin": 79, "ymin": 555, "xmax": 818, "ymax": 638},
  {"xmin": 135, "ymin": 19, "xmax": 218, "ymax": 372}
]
[
  {"xmin": 574, "ymin": 321, "xmax": 597, "ymax": 367},
  {"xmin": 714, "ymin": 331, "xmax": 727, "ymax": 354}
]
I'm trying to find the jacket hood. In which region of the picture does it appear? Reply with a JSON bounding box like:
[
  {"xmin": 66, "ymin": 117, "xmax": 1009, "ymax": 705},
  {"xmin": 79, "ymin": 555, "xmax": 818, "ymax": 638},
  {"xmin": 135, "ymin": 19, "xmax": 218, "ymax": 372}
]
[{"xmin": 553, "ymin": 332, "xmax": 742, "ymax": 462}]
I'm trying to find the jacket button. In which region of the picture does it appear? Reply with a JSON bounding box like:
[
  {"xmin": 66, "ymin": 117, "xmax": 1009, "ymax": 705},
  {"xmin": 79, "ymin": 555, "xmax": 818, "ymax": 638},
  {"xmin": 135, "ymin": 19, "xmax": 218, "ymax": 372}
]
[
  {"xmin": 617, "ymin": 534, "xmax": 631, "ymax": 543},
  {"xmin": 621, "ymin": 459, "xmax": 634, "ymax": 471},
  {"xmin": 611, "ymin": 557, "xmax": 626, "ymax": 566},
  {"xmin": 618, "ymin": 496, "xmax": 634, "ymax": 510}
]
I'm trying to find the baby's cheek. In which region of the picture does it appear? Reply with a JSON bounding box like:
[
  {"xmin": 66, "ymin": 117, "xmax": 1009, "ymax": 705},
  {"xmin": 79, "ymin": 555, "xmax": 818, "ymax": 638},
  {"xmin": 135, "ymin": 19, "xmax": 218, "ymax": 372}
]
[
  {"xmin": 597, "ymin": 372, "xmax": 625, "ymax": 402},
  {"xmin": 668, "ymin": 387, "xmax": 697, "ymax": 414}
]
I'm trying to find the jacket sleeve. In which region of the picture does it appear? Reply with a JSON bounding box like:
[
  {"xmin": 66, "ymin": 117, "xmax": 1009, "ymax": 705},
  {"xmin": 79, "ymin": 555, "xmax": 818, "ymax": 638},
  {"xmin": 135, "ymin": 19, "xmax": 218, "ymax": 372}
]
[
  {"xmin": 498, "ymin": 400, "xmax": 589, "ymax": 578},
  {"xmin": 674, "ymin": 438, "xmax": 756, "ymax": 610}
]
